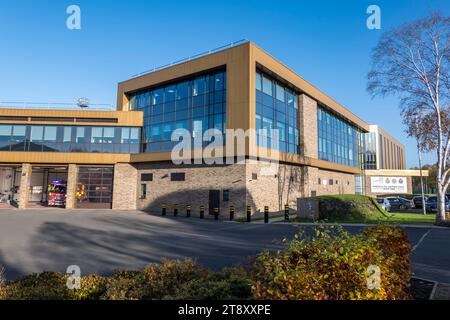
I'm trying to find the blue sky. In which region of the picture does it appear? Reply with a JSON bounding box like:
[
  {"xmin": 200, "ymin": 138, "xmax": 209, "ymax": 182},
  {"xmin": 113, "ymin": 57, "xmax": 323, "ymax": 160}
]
[{"xmin": 0, "ymin": 0, "xmax": 448, "ymax": 167}]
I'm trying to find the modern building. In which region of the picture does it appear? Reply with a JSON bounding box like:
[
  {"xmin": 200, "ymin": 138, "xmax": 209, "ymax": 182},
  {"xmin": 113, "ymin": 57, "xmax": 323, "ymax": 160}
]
[
  {"xmin": 0, "ymin": 41, "xmax": 426, "ymax": 214},
  {"xmin": 362, "ymin": 125, "xmax": 428, "ymax": 196}
]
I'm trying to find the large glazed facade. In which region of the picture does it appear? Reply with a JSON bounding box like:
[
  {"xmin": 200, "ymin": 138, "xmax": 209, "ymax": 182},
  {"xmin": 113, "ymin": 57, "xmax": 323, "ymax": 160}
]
[{"xmin": 0, "ymin": 41, "xmax": 422, "ymax": 213}]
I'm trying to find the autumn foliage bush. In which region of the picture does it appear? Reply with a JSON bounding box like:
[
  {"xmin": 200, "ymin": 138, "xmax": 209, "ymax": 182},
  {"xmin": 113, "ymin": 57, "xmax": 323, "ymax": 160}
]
[
  {"xmin": 0, "ymin": 226, "xmax": 411, "ymax": 300},
  {"xmin": 250, "ymin": 225, "xmax": 412, "ymax": 300},
  {"xmin": 103, "ymin": 259, "xmax": 208, "ymax": 300}
]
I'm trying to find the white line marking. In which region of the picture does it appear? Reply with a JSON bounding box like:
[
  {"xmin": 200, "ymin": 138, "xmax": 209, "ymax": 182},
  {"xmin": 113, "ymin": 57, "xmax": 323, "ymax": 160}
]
[
  {"xmin": 412, "ymin": 229, "xmax": 431, "ymax": 252},
  {"xmin": 430, "ymin": 282, "xmax": 439, "ymax": 300}
]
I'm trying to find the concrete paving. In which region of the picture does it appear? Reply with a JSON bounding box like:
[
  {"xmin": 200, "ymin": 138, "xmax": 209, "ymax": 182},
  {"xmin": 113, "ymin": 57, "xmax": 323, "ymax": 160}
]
[{"xmin": 0, "ymin": 209, "xmax": 449, "ymax": 287}]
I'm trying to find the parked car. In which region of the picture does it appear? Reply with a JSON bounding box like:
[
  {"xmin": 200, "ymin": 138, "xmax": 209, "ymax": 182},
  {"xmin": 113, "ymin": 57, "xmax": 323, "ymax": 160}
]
[
  {"xmin": 386, "ymin": 197, "xmax": 414, "ymax": 210},
  {"xmin": 413, "ymin": 195, "xmax": 428, "ymax": 209},
  {"xmin": 376, "ymin": 198, "xmax": 391, "ymax": 212},
  {"xmin": 425, "ymin": 196, "xmax": 450, "ymax": 213}
]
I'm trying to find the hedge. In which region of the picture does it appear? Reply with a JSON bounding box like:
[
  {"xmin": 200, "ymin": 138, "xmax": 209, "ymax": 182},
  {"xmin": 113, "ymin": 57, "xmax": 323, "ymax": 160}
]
[
  {"xmin": 251, "ymin": 225, "xmax": 411, "ymax": 300},
  {"xmin": 0, "ymin": 226, "xmax": 411, "ymax": 300}
]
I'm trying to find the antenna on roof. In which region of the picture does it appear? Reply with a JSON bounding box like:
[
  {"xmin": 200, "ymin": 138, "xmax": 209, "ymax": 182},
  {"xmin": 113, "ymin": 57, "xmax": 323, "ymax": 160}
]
[{"xmin": 75, "ymin": 97, "xmax": 90, "ymax": 109}]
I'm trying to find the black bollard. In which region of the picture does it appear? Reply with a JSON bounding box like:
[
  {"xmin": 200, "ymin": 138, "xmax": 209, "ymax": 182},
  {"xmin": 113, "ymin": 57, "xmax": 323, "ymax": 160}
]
[
  {"xmin": 162, "ymin": 203, "xmax": 167, "ymax": 216},
  {"xmin": 229, "ymin": 206, "xmax": 235, "ymax": 221},
  {"xmin": 186, "ymin": 205, "xmax": 191, "ymax": 218},
  {"xmin": 264, "ymin": 206, "xmax": 269, "ymax": 224},
  {"xmin": 214, "ymin": 207, "xmax": 219, "ymax": 220},
  {"xmin": 200, "ymin": 205, "xmax": 205, "ymax": 219},
  {"xmin": 246, "ymin": 205, "xmax": 251, "ymax": 222},
  {"xmin": 174, "ymin": 204, "xmax": 178, "ymax": 217},
  {"xmin": 284, "ymin": 204, "xmax": 289, "ymax": 221}
]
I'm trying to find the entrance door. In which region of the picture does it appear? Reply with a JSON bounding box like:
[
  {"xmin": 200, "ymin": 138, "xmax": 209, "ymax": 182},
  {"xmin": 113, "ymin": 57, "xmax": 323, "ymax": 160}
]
[
  {"xmin": 76, "ymin": 167, "xmax": 113, "ymax": 209},
  {"xmin": 208, "ymin": 190, "xmax": 220, "ymax": 215}
]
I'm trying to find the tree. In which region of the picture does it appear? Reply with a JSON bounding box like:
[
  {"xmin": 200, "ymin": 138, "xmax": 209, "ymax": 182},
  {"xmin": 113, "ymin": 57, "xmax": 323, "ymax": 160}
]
[
  {"xmin": 405, "ymin": 110, "xmax": 427, "ymax": 215},
  {"xmin": 367, "ymin": 13, "xmax": 449, "ymax": 225}
]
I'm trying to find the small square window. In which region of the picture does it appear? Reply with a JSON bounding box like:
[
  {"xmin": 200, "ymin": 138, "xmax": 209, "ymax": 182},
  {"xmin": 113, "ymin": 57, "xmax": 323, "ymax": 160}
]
[
  {"xmin": 329, "ymin": 179, "xmax": 334, "ymax": 185},
  {"xmin": 252, "ymin": 173, "xmax": 258, "ymax": 180},
  {"xmin": 141, "ymin": 173, "xmax": 153, "ymax": 182},
  {"xmin": 171, "ymin": 172, "xmax": 185, "ymax": 181}
]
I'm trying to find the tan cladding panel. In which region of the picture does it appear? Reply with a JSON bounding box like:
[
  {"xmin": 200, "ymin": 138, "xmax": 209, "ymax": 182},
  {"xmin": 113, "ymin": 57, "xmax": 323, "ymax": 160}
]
[
  {"xmin": 117, "ymin": 42, "xmax": 251, "ymax": 133},
  {"xmin": 0, "ymin": 109, "xmax": 143, "ymax": 127},
  {"xmin": 249, "ymin": 43, "xmax": 370, "ymax": 132},
  {"xmin": 377, "ymin": 126, "xmax": 406, "ymax": 169},
  {"xmin": 0, "ymin": 152, "xmax": 131, "ymax": 165}
]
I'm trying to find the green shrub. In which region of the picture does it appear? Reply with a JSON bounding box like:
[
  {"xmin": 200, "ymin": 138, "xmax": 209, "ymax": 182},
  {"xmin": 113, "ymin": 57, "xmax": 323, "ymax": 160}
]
[
  {"xmin": 250, "ymin": 226, "xmax": 411, "ymax": 300},
  {"xmin": 102, "ymin": 270, "xmax": 148, "ymax": 300},
  {"xmin": 103, "ymin": 259, "xmax": 207, "ymax": 300},
  {"xmin": 2, "ymin": 272, "xmax": 71, "ymax": 300},
  {"xmin": 141, "ymin": 258, "xmax": 208, "ymax": 299},
  {"xmin": 0, "ymin": 266, "xmax": 5, "ymax": 288},
  {"xmin": 0, "ymin": 228, "xmax": 412, "ymax": 301},
  {"xmin": 70, "ymin": 275, "xmax": 107, "ymax": 300},
  {"xmin": 0, "ymin": 267, "xmax": 6, "ymax": 300},
  {"xmin": 167, "ymin": 267, "xmax": 253, "ymax": 300},
  {"xmin": 363, "ymin": 226, "xmax": 412, "ymax": 299}
]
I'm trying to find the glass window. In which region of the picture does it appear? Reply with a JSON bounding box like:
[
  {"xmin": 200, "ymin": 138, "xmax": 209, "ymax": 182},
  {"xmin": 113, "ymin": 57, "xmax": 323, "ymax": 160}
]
[
  {"xmin": 176, "ymin": 81, "xmax": 189, "ymax": 100},
  {"xmin": 165, "ymin": 85, "xmax": 176, "ymax": 102},
  {"xmin": 0, "ymin": 125, "xmax": 11, "ymax": 141},
  {"xmin": 223, "ymin": 190, "xmax": 229, "ymax": 202},
  {"xmin": 214, "ymin": 72, "xmax": 224, "ymax": 91},
  {"xmin": 130, "ymin": 128, "xmax": 139, "ymax": 143},
  {"xmin": 44, "ymin": 126, "xmax": 57, "ymax": 141},
  {"xmin": 63, "ymin": 127, "xmax": 72, "ymax": 142},
  {"xmin": 30, "ymin": 126, "xmax": 44, "ymax": 141},
  {"xmin": 256, "ymin": 72, "xmax": 262, "ymax": 91},
  {"xmin": 276, "ymin": 83, "xmax": 285, "ymax": 102},
  {"xmin": 121, "ymin": 127, "xmax": 130, "ymax": 143},
  {"xmin": 140, "ymin": 184, "xmax": 147, "ymax": 199},
  {"xmin": 103, "ymin": 127, "xmax": 115, "ymax": 144},
  {"xmin": 91, "ymin": 127, "xmax": 103, "ymax": 143},
  {"xmin": 176, "ymin": 120, "xmax": 189, "ymax": 130},
  {"xmin": 151, "ymin": 125, "xmax": 162, "ymax": 140},
  {"xmin": 153, "ymin": 89, "xmax": 164, "ymax": 105},
  {"xmin": 12, "ymin": 126, "xmax": 26, "ymax": 141},
  {"xmin": 256, "ymin": 71, "xmax": 299, "ymax": 154},
  {"xmin": 131, "ymin": 69, "xmax": 226, "ymax": 153},
  {"xmin": 193, "ymin": 77, "xmax": 205, "ymax": 96},
  {"xmin": 262, "ymin": 75, "xmax": 273, "ymax": 96},
  {"xmin": 317, "ymin": 106, "xmax": 361, "ymax": 168},
  {"xmin": 0, "ymin": 124, "xmax": 139, "ymax": 154},
  {"xmin": 163, "ymin": 123, "xmax": 174, "ymax": 140},
  {"xmin": 76, "ymin": 127, "xmax": 86, "ymax": 143}
]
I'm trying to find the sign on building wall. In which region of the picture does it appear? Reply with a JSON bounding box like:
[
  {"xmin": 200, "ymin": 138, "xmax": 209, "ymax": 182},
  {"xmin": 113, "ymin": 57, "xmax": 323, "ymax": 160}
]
[{"xmin": 370, "ymin": 176, "xmax": 407, "ymax": 194}]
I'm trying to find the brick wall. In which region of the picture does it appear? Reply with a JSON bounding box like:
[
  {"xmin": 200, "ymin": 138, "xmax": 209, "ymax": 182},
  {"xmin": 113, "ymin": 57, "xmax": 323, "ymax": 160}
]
[
  {"xmin": 18, "ymin": 163, "xmax": 31, "ymax": 209},
  {"xmin": 135, "ymin": 162, "xmax": 246, "ymax": 216},
  {"xmin": 299, "ymin": 94, "xmax": 318, "ymax": 159},
  {"xmin": 112, "ymin": 163, "xmax": 138, "ymax": 210},
  {"xmin": 65, "ymin": 164, "xmax": 78, "ymax": 209},
  {"xmin": 309, "ymin": 168, "xmax": 356, "ymax": 196},
  {"xmin": 245, "ymin": 161, "xmax": 356, "ymax": 213}
]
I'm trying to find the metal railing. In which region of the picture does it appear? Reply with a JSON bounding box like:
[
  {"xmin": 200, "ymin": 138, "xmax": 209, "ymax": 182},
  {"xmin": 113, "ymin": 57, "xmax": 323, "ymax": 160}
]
[
  {"xmin": 130, "ymin": 39, "xmax": 249, "ymax": 79},
  {"xmin": 0, "ymin": 101, "xmax": 115, "ymax": 111}
]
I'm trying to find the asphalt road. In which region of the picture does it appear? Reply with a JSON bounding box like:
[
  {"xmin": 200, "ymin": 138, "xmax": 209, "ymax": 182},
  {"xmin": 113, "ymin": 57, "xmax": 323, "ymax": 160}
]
[{"xmin": 0, "ymin": 209, "xmax": 449, "ymax": 284}]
